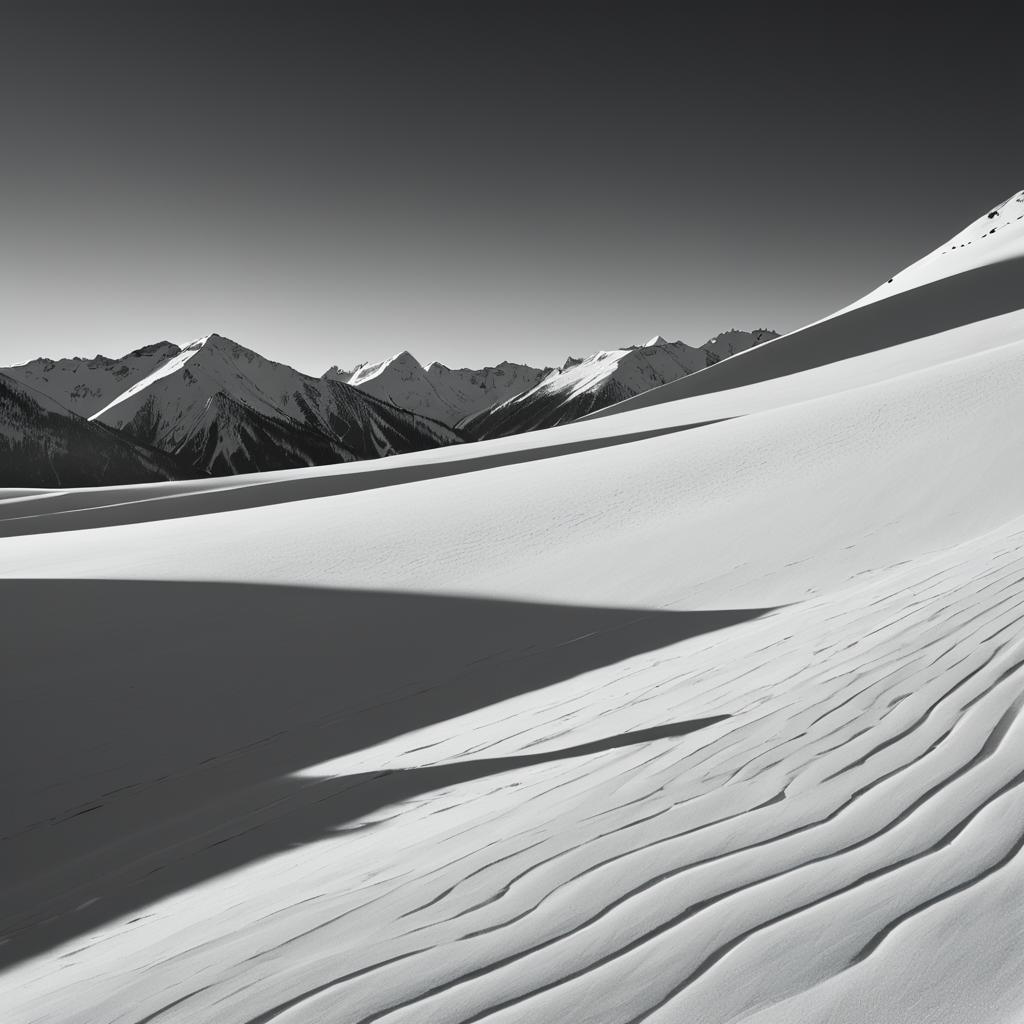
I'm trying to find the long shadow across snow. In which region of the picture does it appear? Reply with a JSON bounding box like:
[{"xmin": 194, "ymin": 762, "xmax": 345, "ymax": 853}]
[
  {"xmin": 593, "ymin": 252, "xmax": 1024, "ymax": 417},
  {"xmin": 0, "ymin": 420, "xmax": 722, "ymax": 540},
  {"xmin": 0, "ymin": 578, "xmax": 770, "ymax": 967}
]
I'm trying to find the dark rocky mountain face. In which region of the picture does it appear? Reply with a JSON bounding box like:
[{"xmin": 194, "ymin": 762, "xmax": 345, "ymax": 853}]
[{"xmin": 0, "ymin": 373, "xmax": 194, "ymax": 488}]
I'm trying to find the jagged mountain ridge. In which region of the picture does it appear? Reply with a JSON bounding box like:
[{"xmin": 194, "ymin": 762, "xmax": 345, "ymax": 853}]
[
  {"xmin": 1, "ymin": 326, "xmax": 777, "ymax": 486},
  {"xmin": 1, "ymin": 342, "xmax": 182, "ymax": 418},
  {"xmin": 0, "ymin": 372, "xmax": 192, "ymax": 487},
  {"xmin": 324, "ymin": 352, "xmax": 555, "ymax": 427},
  {"xmin": 459, "ymin": 329, "xmax": 778, "ymax": 439},
  {"xmin": 90, "ymin": 334, "xmax": 463, "ymax": 476}
]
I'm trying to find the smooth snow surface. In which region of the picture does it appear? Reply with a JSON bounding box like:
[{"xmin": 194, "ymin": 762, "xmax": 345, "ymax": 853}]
[{"xmin": 4, "ymin": 200, "xmax": 1024, "ymax": 1024}]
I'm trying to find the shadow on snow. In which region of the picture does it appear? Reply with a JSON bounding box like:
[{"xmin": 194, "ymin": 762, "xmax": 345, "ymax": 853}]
[{"xmin": 0, "ymin": 578, "xmax": 772, "ymax": 967}]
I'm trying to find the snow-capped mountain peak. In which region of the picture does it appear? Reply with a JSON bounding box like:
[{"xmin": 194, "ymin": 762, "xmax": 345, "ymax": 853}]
[
  {"xmin": 326, "ymin": 351, "xmax": 554, "ymax": 426},
  {"xmin": 87, "ymin": 333, "xmax": 461, "ymax": 475},
  {"xmin": 346, "ymin": 350, "xmax": 424, "ymax": 388}
]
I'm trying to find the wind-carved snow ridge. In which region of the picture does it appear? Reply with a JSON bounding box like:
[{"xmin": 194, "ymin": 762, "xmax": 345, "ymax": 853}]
[
  {"xmin": 8, "ymin": 518, "xmax": 1024, "ymax": 1023},
  {"xmin": 276, "ymin": 531, "xmax": 1024, "ymax": 1024}
]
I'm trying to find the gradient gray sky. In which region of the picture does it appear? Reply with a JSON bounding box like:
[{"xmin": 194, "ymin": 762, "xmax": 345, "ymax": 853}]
[{"xmin": 2, "ymin": 4, "xmax": 1021, "ymax": 375}]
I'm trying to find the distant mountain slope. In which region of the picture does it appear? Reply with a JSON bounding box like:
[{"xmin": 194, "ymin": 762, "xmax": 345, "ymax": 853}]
[
  {"xmin": 324, "ymin": 351, "xmax": 553, "ymax": 426},
  {"xmin": 592, "ymin": 191, "xmax": 1024, "ymax": 420},
  {"xmin": 0, "ymin": 372, "xmax": 191, "ymax": 487},
  {"xmin": 91, "ymin": 334, "xmax": 462, "ymax": 476},
  {"xmin": 1, "ymin": 342, "xmax": 181, "ymax": 417},
  {"xmin": 460, "ymin": 330, "xmax": 777, "ymax": 439},
  {"xmin": 844, "ymin": 188, "xmax": 1024, "ymax": 310}
]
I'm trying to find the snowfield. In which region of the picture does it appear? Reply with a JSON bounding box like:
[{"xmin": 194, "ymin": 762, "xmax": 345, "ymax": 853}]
[{"xmin": 4, "ymin": 197, "xmax": 1024, "ymax": 1023}]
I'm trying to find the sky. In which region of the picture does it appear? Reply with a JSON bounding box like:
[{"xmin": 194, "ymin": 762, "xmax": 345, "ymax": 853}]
[{"xmin": 2, "ymin": 4, "xmax": 1022, "ymax": 375}]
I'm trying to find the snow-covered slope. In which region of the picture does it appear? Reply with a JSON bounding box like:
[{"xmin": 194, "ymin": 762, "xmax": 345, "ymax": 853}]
[
  {"xmin": 7, "ymin": 195, "xmax": 1024, "ymax": 1024},
  {"xmin": 847, "ymin": 188, "xmax": 1024, "ymax": 309},
  {"xmin": 0, "ymin": 372, "xmax": 190, "ymax": 487},
  {"xmin": 596, "ymin": 190, "xmax": 1024, "ymax": 418},
  {"xmin": 325, "ymin": 351, "xmax": 553, "ymax": 426},
  {"xmin": 90, "ymin": 334, "xmax": 462, "ymax": 475},
  {"xmin": 1, "ymin": 342, "xmax": 180, "ymax": 418},
  {"xmin": 462, "ymin": 330, "xmax": 776, "ymax": 438}
]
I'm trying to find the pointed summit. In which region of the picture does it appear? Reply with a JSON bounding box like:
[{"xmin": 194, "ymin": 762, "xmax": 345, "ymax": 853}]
[
  {"xmin": 86, "ymin": 334, "xmax": 460, "ymax": 475},
  {"xmin": 192, "ymin": 333, "xmax": 242, "ymax": 355},
  {"xmin": 347, "ymin": 350, "xmax": 424, "ymax": 389},
  {"xmin": 390, "ymin": 349, "xmax": 422, "ymax": 367},
  {"xmin": 335, "ymin": 349, "xmax": 551, "ymax": 426}
]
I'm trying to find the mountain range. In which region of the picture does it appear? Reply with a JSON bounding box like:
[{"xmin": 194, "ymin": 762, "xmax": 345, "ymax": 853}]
[
  {"xmin": 459, "ymin": 330, "xmax": 777, "ymax": 438},
  {"xmin": 0, "ymin": 328, "xmax": 776, "ymax": 486},
  {"xmin": 85, "ymin": 334, "xmax": 462, "ymax": 477},
  {"xmin": 323, "ymin": 353, "xmax": 554, "ymax": 426}
]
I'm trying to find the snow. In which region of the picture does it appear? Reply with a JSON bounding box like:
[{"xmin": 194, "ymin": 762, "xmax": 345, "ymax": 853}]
[
  {"xmin": 4, "ymin": 199, "xmax": 1024, "ymax": 1023},
  {"xmin": 82, "ymin": 334, "xmax": 460, "ymax": 475},
  {"xmin": 843, "ymin": 189, "xmax": 1024, "ymax": 312},
  {"xmin": 464, "ymin": 331, "xmax": 775, "ymax": 437},
  {"xmin": 87, "ymin": 337, "xmax": 206, "ymax": 422},
  {"xmin": 1, "ymin": 342, "xmax": 180, "ymax": 418},
  {"xmin": 326, "ymin": 350, "xmax": 553, "ymax": 426}
]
